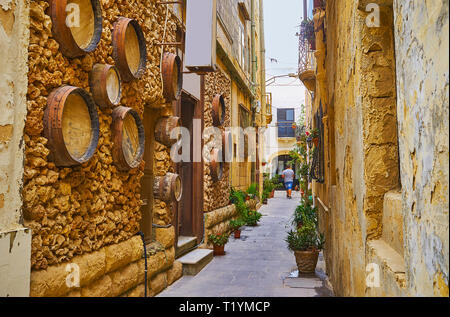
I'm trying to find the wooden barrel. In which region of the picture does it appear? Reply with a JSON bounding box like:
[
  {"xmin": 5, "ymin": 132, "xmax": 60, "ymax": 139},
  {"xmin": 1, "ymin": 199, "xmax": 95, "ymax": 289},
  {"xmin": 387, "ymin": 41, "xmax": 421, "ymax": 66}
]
[
  {"xmin": 222, "ymin": 130, "xmax": 233, "ymax": 162},
  {"xmin": 89, "ymin": 64, "xmax": 122, "ymax": 109},
  {"xmin": 162, "ymin": 52, "xmax": 183, "ymax": 102},
  {"xmin": 43, "ymin": 86, "xmax": 99, "ymax": 166},
  {"xmin": 210, "ymin": 148, "xmax": 224, "ymax": 182},
  {"xmin": 111, "ymin": 106, "xmax": 145, "ymax": 171},
  {"xmin": 49, "ymin": 0, "xmax": 103, "ymax": 58},
  {"xmin": 112, "ymin": 17, "xmax": 147, "ymax": 82},
  {"xmin": 212, "ymin": 94, "xmax": 226, "ymax": 126},
  {"xmin": 153, "ymin": 173, "xmax": 182, "ymax": 202},
  {"xmin": 154, "ymin": 116, "xmax": 181, "ymax": 147}
]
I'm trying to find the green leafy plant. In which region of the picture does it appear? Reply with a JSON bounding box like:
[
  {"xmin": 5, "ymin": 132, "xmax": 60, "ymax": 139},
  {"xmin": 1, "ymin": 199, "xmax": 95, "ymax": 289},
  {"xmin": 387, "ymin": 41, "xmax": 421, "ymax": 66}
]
[
  {"xmin": 310, "ymin": 128, "xmax": 320, "ymax": 138},
  {"xmin": 285, "ymin": 223, "xmax": 325, "ymax": 252},
  {"xmin": 292, "ymin": 203, "xmax": 318, "ymax": 227},
  {"xmin": 229, "ymin": 218, "xmax": 246, "ymax": 231},
  {"xmin": 244, "ymin": 209, "xmax": 262, "ymax": 226},
  {"xmin": 246, "ymin": 183, "xmax": 258, "ymax": 199},
  {"xmin": 208, "ymin": 233, "xmax": 229, "ymax": 246}
]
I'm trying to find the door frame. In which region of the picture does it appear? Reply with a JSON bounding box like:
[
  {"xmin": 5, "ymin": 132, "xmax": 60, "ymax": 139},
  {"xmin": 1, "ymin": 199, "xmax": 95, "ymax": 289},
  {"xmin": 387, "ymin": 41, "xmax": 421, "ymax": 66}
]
[{"xmin": 172, "ymin": 83, "xmax": 205, "ymax": 245}]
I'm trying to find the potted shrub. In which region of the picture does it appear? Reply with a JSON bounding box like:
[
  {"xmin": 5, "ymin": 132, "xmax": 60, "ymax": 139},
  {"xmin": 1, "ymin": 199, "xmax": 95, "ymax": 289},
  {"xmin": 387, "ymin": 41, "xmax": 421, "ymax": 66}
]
[
  {"xmin": 285, "ymin": 224, "xmax": 325, "ymax": 274},
  {"xmin": 311, "ymin": 128, "xmax": 320, "ymax": 147},
  {"xmin": 244, "ymin": 209, "xmax": 262, "ymax": 227},
  {"xmin": 229, "ymin": 218, "xmax": 245, "ymax": 239},
  {"xmin": 208, "ymin": 233, "xmax": 229, "ymax": 256},
  {"xmin": 246, "ymin": 183, "xmax": 258, "ymax": 201},
  {"xmin": 261, "ymin": 190, "xmax": 269, "ymax": 204},
  {"xmin": 292, "ymin": 203, "xmax": 318, "ymax": 230}
]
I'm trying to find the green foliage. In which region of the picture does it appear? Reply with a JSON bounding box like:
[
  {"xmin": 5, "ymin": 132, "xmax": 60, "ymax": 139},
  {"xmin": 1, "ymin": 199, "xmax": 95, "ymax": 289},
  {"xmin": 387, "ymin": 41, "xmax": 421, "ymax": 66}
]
[
  {"xmin": 244, "ymin": 209, "xmax": 262, "ymax": 226},
  {"xmin": 229, "ymin": 218, "xmax": 246, "ymax": 230},
  {"xmin": 292, "ymin": 203, "xmax": 317, "ymax": 227},
  {"xmin": 246, "ymin": 183, "xmax": 258, "ymax": 198},
  {"xmin": 208, "ymin": 233, "xmax": 229, "ymax": 246},
  {"xmin": 285, "ymin": 223, "xmax": 325, "ymax": 252}
]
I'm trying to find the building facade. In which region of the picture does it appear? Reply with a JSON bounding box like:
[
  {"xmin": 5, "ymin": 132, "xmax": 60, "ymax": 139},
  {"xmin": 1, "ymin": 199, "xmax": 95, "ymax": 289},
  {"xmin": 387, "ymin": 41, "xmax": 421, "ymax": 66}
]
[{"xmin": 299, "ymin": 0, "xmax": 448, "ymax": 296}]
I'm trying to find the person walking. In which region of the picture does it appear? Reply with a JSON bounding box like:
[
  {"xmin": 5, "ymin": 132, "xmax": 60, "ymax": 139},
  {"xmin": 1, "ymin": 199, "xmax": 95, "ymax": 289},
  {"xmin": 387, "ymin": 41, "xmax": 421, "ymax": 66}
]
[{"xmin": 281, "ymin": 164, "xmax": 295, "ymax": 199}]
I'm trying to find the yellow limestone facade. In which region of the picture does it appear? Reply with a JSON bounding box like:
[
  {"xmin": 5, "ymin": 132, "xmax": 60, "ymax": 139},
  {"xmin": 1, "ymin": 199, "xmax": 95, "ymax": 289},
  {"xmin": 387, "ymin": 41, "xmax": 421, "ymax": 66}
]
[{"xmin": 302, "ymin": 0, "xmax": 448, "ymax": 296}]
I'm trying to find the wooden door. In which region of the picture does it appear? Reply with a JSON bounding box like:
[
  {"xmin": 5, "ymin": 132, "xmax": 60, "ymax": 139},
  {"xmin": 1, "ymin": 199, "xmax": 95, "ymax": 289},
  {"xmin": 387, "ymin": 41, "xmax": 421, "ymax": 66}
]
[
  {"xmin": 139, "ymin": 109, "xmax": 155, "ymax": 244},
  {"xmin": 179, "ymin": 95, "xmax": 195, "ymax": 236}
]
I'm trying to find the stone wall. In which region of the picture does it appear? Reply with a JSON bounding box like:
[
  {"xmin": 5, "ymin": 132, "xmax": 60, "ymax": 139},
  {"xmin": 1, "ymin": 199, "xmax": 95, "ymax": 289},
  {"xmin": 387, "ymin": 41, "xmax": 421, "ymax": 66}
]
[
  {"xmin": 393, "ymin": 0, "xmax": 449, "ymax": 296},
  {"xmin": 314, "ymin": 0, "xmax": 448, "ymax": 297},
  {"xmin": 24, "ymin": 0, "xmax": 182, "ymax": 296},
  {"xmin": 314, "ymin": 0, "xmax": 400, "ymax": 296},
  {"xmin": 203, "ymin": 67, "xmax": 232, "ymax": 213}
]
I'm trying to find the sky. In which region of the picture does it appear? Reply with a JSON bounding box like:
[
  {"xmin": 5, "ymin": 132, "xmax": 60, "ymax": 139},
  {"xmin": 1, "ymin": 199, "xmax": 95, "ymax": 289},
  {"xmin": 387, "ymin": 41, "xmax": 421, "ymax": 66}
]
[{"xmin": 263, "ymin": 0, "xmax": 306, "ymax": 121}]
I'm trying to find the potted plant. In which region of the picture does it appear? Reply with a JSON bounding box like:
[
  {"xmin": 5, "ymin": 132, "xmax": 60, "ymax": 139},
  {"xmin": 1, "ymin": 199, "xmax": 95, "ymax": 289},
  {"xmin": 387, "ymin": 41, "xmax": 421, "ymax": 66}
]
[
  {"xmin": 292, "ymin": 203, "xmax": 318, "ymax": 230},
  {"xmin": 311, "ymin": 128, "xmax": 320, "ymax": 147},
  {"xmin": 229, "ymin": 218, "xmax": 245, "ymax": 239},
  {"xmin": 285, "ymin": 224, "xmax": 325, "ymax": 274},
  {"xmin": 246, "ymin": 183, "xmax": 258, "ymax": 201},
  {"xmin": 244, "ymin": 209, "xmax": 262, "ymax": 227},
  {"xmin": 261, "ymin": 190, "xmax": 269, "ymax": 204},
  {"xmin": 208, "ymin": 233, "xmax": 229, "ymax": 256}
]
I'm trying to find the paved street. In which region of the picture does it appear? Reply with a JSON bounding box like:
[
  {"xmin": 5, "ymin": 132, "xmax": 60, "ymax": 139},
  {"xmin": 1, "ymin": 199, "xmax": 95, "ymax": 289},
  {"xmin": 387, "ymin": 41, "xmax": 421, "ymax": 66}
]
[{"xmin": 158, "ymin": 191, "xmax": 333, "ymax": 297}]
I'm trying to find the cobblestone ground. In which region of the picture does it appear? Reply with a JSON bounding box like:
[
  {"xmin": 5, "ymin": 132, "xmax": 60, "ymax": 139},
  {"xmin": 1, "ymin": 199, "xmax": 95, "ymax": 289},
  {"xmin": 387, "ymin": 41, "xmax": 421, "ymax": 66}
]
[{"xmin": 158, "ymin": 191, "xmax": 333, "ymax": 297}]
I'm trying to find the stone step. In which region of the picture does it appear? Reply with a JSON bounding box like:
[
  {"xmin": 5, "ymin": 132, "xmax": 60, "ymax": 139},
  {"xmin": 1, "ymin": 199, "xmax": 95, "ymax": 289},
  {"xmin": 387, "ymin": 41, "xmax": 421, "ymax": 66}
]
[
  {"xmin": 178, "ymin": 249, "xmax": 213, "ymax": 276},
  {"xmin": 176, "ymin": 236, "xmax": 197, "ymax": 258}
]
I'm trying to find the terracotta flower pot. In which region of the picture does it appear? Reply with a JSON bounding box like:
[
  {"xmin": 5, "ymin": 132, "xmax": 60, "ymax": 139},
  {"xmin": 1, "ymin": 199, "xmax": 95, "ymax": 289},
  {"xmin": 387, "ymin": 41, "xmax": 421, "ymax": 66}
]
[
  {"xmin": 313, "ymin": 137, "xmax": 319, "ymax": 147},
  {"xmin": 213, "ymin": 245, "xmax": 225, "ymax": 256},
  {"xmin": 263, "ymin": 199, "xmax": 268, "ymax": 205},
  {"xmin": 270, "ymin": 190, "xmax": 274, "ymax": 198},
  {"xmin": 234, "ymin": 230, "xmax": 241, "ymax": 239},
  {"xmin": 294, "ymin": 249, "xmax": 320, "ymax": 274},
  {"xmin": 245, "ymin": 196, "xmax": 250, "ymax": 201}
]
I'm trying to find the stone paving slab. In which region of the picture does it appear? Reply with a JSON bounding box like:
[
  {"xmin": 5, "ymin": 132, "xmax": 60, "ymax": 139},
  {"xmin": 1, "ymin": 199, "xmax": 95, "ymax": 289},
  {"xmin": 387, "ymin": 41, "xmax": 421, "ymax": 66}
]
[{"xmin": 158, "ymin": 192, "xmax": 332, "ymax": 297}]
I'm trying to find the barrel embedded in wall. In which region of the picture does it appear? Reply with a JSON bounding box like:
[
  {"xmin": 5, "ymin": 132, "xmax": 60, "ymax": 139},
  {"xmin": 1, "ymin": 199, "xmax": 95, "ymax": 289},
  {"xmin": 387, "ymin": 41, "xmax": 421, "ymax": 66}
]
[
  {"xmin": 49, "ymin": 0, "xmax": 103, "ymax": 58},
  {"xmin": 162, "ymin": 52, "xmax": 183, "ymax": 102},
  {"xmin": 89, "ymin": 64, "xmax": 122, "ymax": 109},
  {"xmin": 43, "ymin": 86, "xmax": 100, "ymax": 166},
  {"xmin": 111, "ymin": 106, "xmax": 145, "ymax": 171},
  {"xmin": 212, "ymin": 94, "xmax": 226, "ymax": 126},
  {"xmin": 210, "ymin": 148, "xmax": 224, "ymax": 182},
  {"xmin": 155, "ymin": 116, "xmax": 181, "ymax": 147},
  {"xmin": 153, "ymin": 173, "xmax": 182, "ymax": 202},
  {"xmin": 112, "ymin": 17, "xmax": 147, "ymax": 82}
]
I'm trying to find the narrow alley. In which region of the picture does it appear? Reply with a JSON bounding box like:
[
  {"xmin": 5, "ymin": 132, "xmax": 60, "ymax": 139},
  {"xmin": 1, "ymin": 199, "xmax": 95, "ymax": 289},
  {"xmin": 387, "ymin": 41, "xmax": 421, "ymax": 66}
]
[{"xmin": 159, "ymin": 191, "xmax": 332, "ymax": 297}]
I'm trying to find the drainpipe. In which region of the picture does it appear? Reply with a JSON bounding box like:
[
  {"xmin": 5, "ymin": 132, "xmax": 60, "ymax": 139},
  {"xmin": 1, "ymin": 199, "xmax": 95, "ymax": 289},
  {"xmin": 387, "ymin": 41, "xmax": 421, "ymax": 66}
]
[
  {"xmin": 251, "ymin": 0, "xmax": 257, "ymax": 91},
  {"xmin": 259, "ymin": 0, "xmax": 266, "ymax": 122}
]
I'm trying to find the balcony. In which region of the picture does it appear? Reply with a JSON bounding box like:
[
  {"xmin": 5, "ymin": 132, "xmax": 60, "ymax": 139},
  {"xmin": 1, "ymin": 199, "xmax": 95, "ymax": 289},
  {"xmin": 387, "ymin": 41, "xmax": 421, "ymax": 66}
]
[
  {"xmin": 265, "ymin": 93, "xmax": 273, "ymax": 124},
  {"xmin": 297, "ymin": 20, "xmax": 316, "ymax": 92}
]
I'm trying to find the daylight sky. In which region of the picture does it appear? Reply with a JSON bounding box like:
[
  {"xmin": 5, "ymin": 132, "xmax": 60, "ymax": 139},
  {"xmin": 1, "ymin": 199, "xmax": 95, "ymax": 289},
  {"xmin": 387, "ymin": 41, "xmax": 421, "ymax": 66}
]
[{"xmin": 263, "ymin": 0, "xmax": 306, "ymax": 119}]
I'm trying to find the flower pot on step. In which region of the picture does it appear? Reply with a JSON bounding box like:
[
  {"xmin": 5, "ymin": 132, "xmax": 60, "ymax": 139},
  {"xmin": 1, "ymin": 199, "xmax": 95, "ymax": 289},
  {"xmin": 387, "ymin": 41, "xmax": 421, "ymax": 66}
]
[
  {"xmin": 234, "ymin": 230, "xmax": 241, "ymax": 239},
  {"xmin": 294, "ymin": 249, "xmax": 320, "ymax": 274},
  {"xmin": 213, "ymin": 245, "xmax": 225, "ymax": 256},
  {"xmin": 263, "ymin": 198, "xmax": 268, "ymax": 205}
]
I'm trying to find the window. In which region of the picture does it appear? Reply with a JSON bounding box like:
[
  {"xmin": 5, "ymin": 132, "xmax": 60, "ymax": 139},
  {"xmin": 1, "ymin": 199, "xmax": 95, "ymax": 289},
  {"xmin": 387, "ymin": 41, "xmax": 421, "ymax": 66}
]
[
  {"xmin": 277, "ymin": 108, "xmax": 295, "ymax": 138},
  {"xmin": 238, "ymin": 19, "xmax": 245, "ymax": 70}
]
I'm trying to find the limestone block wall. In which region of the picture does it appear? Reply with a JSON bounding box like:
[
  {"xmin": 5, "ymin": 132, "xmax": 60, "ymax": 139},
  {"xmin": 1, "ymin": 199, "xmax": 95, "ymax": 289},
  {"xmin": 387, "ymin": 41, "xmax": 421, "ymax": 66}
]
[
  {"xmin": 203, "ymin": 67, "xmax": 232, "ymax": 213},
  {"xmin": 24, "ymin": 0, "xmax": 182, "ymax": 296},
  {"xmin": 393, "ymin": 0, "xmax": 449, "ymax": 296},
  {"xmin": 316, "ymin": 0, "xmax": 400, "ymax": 296}
]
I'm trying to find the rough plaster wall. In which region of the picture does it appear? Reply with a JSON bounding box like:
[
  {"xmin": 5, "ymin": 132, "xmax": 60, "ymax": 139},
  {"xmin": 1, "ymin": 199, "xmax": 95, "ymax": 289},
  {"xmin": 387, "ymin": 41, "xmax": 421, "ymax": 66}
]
[
  {"xmin": 24, "ymin": 0, "xmax": 179, "ymax": 271},
  {"xmin": 0, "ymin": 0, "xmax": 29, "ymax": 231},
  {"xmin": 393, "ymin": 0, "xmax": 449, "ymax": 296}
]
